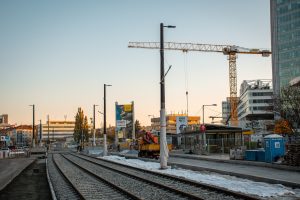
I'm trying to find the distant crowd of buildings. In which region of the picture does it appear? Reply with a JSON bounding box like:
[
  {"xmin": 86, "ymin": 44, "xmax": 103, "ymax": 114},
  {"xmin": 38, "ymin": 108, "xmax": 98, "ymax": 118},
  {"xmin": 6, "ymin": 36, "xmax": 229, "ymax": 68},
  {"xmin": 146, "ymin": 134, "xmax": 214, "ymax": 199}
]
[{"xmin": 0, "ymin": 116, "xmax": 78, "ymax": 147}]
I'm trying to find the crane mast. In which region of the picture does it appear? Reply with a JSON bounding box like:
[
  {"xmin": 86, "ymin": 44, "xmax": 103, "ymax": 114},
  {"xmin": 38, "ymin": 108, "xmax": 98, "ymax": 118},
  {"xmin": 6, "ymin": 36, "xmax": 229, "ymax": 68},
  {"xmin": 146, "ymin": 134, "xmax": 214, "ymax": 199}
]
[{"xmin": 128, "ymin": 42, "xmax": 271, "ymax": 126}]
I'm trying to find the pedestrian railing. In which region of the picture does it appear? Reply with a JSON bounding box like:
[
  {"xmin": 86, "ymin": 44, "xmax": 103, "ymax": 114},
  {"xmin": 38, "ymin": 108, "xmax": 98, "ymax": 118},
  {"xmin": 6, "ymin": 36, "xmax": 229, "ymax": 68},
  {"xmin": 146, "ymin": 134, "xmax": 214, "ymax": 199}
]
[
  {"xmin": 0, "ymin": 149, "xmax": 30, "ymax": 159},
  {"xmin": 178, "ymin": 138, "xmax": 262, "ymax": 154}
]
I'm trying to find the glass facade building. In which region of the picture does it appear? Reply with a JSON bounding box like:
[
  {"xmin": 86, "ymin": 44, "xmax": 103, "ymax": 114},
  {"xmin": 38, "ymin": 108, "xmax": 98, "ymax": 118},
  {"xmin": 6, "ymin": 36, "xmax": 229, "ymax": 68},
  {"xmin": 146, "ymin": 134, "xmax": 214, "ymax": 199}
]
[
  {"xmin": 271, "ymin": 0, "xmax": 300, "ymax": 94},
  {"xmin": 222, "ymin": 98, "xmax": 231, "ymax": 125}
]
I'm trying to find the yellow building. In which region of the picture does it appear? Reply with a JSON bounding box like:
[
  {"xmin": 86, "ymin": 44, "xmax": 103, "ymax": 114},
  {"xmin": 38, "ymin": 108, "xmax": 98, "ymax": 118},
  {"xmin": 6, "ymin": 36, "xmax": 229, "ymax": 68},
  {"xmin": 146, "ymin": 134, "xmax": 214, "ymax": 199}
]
[{"xmin": 151, "ymin": 114, "xmax": 200, "ymax": 134}]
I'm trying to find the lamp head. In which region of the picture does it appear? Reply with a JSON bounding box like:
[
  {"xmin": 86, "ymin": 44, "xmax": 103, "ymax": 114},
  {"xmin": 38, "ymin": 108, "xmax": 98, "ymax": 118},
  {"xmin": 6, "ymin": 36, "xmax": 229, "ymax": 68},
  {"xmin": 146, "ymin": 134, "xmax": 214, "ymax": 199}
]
[{"xmin": 165, "ymin": 25, "xmax": 176, "ymax": 28}]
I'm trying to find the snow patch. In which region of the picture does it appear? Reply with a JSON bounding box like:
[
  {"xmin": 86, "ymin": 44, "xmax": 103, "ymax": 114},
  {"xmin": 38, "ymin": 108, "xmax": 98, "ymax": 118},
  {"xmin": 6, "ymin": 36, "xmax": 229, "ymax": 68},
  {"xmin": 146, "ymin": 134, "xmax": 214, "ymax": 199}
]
[{"xmin": 102, "ymin": 155, "xmax": 295, "ymax": 198}]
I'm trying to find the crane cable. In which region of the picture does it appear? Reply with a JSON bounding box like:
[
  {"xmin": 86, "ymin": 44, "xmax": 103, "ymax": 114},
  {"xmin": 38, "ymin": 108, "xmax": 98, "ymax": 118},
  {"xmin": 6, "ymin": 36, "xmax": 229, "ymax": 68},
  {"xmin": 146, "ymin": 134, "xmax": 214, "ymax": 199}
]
[{"xmin": 184, "ymin": 52, "xmax": 189, "ymax": 116}]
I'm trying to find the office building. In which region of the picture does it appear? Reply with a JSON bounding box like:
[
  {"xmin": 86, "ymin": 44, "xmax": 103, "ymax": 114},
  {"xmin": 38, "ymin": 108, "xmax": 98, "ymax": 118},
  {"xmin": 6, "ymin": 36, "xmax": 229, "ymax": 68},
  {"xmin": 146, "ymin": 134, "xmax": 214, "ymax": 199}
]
[
  {"xmin": 237, "ymin": 80, "xmax": 274, "ymax": 135},
  {"xmin": 42, "ymin": 120, "xmax": 75, "ymax": 141},
  {"xmin": 222, "ymin": 98, "xmax": 231, "ymax": 125},
  {"xmin": 271, "ymin": 0, "xmax": 300, "ymax": 95},
  {"xmin": 0, "ymin": 114, "xmax": 8, "ymax": 124},
  {"xmin": 0, "ymin": 114, "xmax": 9, "ymax": 130}
]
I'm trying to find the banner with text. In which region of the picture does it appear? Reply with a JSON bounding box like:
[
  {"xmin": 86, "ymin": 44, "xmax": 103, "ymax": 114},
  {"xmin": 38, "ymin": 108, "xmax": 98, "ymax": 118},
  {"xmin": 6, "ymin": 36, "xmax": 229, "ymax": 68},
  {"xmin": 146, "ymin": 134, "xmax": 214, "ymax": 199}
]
[
  {"xmin": 176, "ymin": 116, "xmax": 188, "ymax": 134},
  {"xmin": 116, "ymin": 103, "xmax": 133, "ymax": 138}
]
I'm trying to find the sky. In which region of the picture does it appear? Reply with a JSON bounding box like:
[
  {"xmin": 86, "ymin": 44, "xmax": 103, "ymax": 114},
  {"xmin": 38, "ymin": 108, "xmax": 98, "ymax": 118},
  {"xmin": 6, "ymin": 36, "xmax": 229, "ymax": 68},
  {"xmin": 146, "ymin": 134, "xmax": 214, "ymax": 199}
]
[{"xmin": 0, "ymin": 0, "xmax": 272, "ymax": 127}]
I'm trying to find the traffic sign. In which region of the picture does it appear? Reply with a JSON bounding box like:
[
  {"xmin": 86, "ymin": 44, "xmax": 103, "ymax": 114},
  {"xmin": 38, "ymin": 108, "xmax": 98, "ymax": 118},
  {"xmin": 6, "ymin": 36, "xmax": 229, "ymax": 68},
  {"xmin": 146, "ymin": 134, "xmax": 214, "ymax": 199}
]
[{"xmin": 200, "ymin": 124, "xmax": 206, "ymax": 133}]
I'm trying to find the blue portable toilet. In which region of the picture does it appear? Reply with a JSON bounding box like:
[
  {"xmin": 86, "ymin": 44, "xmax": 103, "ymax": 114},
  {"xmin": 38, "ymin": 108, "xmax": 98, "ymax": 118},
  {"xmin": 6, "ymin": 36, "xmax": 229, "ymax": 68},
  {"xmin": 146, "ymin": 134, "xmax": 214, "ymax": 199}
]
[{"xmin": 264, "ymin": 134, "xmax": 285, "ymax": 163}]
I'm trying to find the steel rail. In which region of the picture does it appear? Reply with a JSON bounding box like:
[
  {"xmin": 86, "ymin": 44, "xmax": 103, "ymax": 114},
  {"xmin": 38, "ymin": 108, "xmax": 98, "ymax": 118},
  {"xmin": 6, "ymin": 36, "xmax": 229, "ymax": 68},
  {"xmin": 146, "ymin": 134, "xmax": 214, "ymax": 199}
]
[
  {"xmin": 51, "ymin": 153, "xmax": 85, "ymax": 200},
  {"xmin": 60, "ymin": 153, "xmax": 142, "ymax": 200},
  {"xmin": 45, "ymin": 156, "xmax": 57, "ymax": 200}
]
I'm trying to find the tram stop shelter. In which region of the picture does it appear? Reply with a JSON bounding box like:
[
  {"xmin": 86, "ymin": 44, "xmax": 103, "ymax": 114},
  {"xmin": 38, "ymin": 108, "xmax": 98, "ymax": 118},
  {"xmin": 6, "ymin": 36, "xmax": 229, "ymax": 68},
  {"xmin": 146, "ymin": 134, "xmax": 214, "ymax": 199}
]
[{"xmin": 173, "ymin": 124, "xmax": 243, "ymax": 154}]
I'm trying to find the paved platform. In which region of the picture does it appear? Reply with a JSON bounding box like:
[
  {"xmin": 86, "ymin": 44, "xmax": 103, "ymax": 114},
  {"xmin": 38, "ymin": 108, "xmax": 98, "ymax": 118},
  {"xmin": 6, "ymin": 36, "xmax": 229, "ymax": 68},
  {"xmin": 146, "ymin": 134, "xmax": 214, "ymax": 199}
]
[
  {"xmin": 31, "ymin": 147, "xmax": 47, "ymax": 154},
  {"xmin": 167, "ymin": 155, "xmax": 300, "ymax": 188},
  {"xmin": 0, "ymin": 157, "xmax": 37, "ymax": 191},
  {"xmin": 170, "ymin": 150, "xmax": 300, "ymax": 172}
]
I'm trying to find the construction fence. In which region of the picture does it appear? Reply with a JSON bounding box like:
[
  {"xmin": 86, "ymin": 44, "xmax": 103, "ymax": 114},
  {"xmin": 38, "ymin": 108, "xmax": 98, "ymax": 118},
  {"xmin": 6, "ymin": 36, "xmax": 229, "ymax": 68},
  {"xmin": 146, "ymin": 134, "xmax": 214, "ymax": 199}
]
[
  {"xmin": 0, "ymin": 149, "xmax": 30, "ymax": 159},
  {"xmin": 171, "ymin": 136, "xmax": 262, "ymax": 154}
]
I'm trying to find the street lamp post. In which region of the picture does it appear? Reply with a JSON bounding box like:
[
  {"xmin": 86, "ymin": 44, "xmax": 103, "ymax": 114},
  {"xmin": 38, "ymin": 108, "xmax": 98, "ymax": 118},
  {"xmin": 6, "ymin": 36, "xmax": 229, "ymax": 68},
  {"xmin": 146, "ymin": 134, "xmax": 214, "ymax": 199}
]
[
  {"xmin": 98, "ymin": 110, "xmax": 105, "ymax": 147},
  {"xmin": 160, "ymin": 23, "xmax": 176, "ymax": 169},
  {"xmin": 132, "ymin": 101, "xmax": 135, "ymax": 140},
  {"xmin": 98, "ymin": 110, "xmax": 103, "ymax": 138},
  {"xmin": 104, "ymin": 84, "xmax": 112, "ymax": 156},
  {"xmin": 39, "ymin": 119, "xmax": 42, "ymax": 147},
  {"xmin": 202, "ymin": 104, "xmax": 217, "ymax": 151},
  {"xmin": 93, "ymin": 104, "xmax": 98, "ymax": 147},
  {"xmin": 47, "ymin": 115, "xmax": 50, "ymax": 144},
  {"xmin": 29, "ymin": 104, "xmax": 35, "ymax": 148}
]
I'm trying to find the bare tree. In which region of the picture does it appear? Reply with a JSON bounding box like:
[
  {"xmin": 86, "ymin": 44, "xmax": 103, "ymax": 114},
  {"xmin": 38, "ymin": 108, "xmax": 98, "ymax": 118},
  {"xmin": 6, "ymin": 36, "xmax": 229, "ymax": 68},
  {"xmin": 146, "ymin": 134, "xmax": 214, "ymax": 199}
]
[{"xmin": 273, "ymin": 86, "xmax": 300, "ymax": 136}]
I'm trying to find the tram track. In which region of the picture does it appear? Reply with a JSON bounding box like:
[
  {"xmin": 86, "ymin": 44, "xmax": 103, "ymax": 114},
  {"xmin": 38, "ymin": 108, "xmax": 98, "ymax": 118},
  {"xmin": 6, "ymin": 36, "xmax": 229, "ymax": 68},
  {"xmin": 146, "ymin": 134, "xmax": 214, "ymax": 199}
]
[
  {"xmin": 66, "ymin": 152, "xmax": 262, "ymax": 200},
  {"xmin": 47, "ymin": 152, "xmax": 138, "ymax": 200},
  {"xmin": 47, "ymin": 153, "xmax": 83, "ymax": 200},
  {"xmin": 62, "ymin": 153, "xmax": 193, "ymax": 200}
]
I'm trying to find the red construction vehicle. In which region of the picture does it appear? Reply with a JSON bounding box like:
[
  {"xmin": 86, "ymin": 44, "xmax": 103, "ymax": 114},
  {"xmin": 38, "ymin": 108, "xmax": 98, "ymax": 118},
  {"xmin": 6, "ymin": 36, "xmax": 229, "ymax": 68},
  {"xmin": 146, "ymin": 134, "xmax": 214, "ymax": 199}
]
[{"xmin": 137, "ymin": 130, "xmax": 172, "ymax": 159}]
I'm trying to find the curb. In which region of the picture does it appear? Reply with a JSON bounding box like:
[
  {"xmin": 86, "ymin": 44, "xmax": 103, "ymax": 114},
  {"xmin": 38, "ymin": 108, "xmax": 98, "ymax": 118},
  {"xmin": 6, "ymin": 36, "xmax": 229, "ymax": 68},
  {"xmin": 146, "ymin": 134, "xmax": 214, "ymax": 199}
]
[
  {"xmin": 45, "ymin": 153, "xmax": 57, "ymax": 200},
  {"xmin": 170, "ymin": 153, "xmax": 300, "ymax": 172},
  {"xmin": 117, "ymin": 153, "xmax": 300, "ymax": 188},
  {"xmin": 167, "ymin": 161, "xmax": 300, "ymax": 189}
]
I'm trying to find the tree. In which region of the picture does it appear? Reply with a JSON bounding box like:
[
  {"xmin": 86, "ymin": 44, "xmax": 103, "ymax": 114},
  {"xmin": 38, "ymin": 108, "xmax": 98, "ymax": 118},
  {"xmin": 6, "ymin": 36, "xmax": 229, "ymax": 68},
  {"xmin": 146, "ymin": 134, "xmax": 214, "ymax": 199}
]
[
  {"xmin": 273, "ymin": 85, "xmax": 300, "ymax": 136},
  {"xmin": 107, "ymin": 127, "xmax": 115, "ymax": 143},
  {"xmin": 274, "ymin": 119, "xmax": 293, "ymax": 135},
  {"xmin": 74, "ymin": 108, "xmax": 89, "ymax": 144}
]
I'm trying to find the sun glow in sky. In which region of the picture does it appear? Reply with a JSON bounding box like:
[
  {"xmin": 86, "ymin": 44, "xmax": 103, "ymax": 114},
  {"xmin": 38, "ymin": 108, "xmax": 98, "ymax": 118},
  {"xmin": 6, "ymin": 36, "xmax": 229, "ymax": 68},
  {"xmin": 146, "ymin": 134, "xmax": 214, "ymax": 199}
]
[{"xmin": 0, "ymin": 0, "xmax": 272, "ymax": 127}]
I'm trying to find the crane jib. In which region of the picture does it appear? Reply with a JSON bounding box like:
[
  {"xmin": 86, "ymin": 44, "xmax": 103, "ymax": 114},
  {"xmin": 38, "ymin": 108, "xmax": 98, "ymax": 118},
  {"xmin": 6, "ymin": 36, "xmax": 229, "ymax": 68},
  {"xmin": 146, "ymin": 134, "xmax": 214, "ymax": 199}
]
[{"xmin": 128, "ymin": 41, "xmax": 271, "ymax": 126}]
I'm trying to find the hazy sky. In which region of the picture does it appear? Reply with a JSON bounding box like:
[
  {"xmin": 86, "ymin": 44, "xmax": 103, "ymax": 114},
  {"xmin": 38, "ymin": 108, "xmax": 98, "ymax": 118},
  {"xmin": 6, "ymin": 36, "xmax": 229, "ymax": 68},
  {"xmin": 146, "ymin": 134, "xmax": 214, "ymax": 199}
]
[{"xmin": 0, "ymin": 0, "xmax": 272, "ymax": 127}]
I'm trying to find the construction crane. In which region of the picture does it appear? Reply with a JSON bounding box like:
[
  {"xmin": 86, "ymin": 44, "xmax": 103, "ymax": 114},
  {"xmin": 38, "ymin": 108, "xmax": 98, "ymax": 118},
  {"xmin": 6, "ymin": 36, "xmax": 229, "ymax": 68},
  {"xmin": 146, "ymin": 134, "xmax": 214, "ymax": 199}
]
[
  {"xmin": 209, "ymin": 116, "xmax": 223, "ymax": 124},
  {"xmin": 128, "ymin": 42, "xmax": 271, "ymax": 126}
]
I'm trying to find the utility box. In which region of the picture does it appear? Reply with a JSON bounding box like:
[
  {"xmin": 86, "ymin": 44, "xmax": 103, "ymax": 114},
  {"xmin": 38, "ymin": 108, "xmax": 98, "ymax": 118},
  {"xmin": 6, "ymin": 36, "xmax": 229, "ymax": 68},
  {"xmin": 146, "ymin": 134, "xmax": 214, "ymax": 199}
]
[
  {"xmin": 245, "ymin": 150, "xmax": 257, "ymax": 161},
  {"xmin": 264, "ymin": 134, "xmax": 285, "ymax": 163},
  {"xmin": 256, "ymin": 150, "xmax": 266, "ymax": 162}
]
